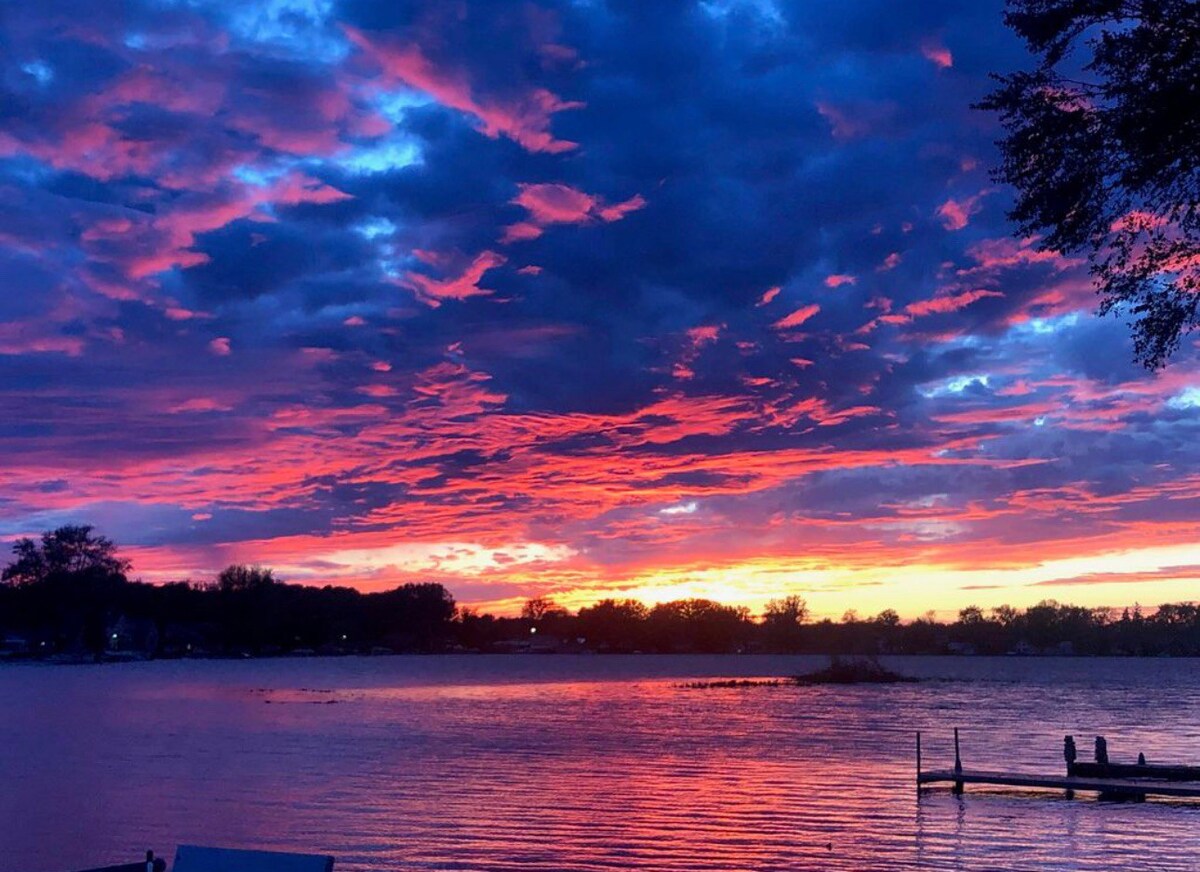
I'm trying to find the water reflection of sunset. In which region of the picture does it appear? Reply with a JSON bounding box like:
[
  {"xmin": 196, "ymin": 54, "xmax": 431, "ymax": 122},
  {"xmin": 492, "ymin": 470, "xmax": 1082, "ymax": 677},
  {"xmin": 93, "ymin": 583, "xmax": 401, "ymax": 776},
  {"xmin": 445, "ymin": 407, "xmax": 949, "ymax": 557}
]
[{"xmin": 5, "ymin": 657, "xmax": 1200, "ymax": 870}]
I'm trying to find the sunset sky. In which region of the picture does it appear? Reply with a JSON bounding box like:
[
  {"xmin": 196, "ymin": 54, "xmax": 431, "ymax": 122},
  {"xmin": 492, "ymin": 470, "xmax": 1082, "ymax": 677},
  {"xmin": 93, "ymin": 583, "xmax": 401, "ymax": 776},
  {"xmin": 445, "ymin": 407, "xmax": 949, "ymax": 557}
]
[{"xmin": 3, "ymin": 0, "xmax": 1199, "ymax": 618}]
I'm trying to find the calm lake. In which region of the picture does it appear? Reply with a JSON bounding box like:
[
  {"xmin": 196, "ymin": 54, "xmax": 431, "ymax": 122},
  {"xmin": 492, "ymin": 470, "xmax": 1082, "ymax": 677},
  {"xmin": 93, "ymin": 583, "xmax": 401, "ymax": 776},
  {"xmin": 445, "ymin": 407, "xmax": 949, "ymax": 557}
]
[{"xmin": 2, "ymin": 656, "xmax": 1199, "ymax": 871}]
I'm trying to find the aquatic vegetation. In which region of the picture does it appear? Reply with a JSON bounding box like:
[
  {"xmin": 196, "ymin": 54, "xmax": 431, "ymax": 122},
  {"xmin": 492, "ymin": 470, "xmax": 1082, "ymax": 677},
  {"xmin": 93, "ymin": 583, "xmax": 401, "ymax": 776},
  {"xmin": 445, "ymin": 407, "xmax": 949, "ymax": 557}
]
[
  {"xmin": 793, "ymin": 656, "xmax": 917, "ymax": 685},
  {"xmin": 677, "ymin": 678, "xmax": 792, "ymax": 689},
  {"xmin": 681, "ymin": 657, "xmax": 917, "ymax": 689}
]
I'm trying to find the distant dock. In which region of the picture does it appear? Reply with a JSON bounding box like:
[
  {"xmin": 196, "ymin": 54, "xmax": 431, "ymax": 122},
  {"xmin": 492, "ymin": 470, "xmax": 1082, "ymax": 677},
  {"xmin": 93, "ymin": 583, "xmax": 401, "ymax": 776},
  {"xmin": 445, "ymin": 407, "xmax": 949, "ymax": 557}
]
[{"xmin": 916, "ymin": 729, "xmax": 1200, "ymax": 800}]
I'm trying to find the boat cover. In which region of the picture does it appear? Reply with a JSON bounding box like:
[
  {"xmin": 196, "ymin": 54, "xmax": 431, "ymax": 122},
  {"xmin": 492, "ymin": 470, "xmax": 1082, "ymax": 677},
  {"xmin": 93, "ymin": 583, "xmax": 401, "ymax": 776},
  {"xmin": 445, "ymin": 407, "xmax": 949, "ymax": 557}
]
[{"xmin": 172, "ymin": 846, "xmax": 334, "ymax": 872}]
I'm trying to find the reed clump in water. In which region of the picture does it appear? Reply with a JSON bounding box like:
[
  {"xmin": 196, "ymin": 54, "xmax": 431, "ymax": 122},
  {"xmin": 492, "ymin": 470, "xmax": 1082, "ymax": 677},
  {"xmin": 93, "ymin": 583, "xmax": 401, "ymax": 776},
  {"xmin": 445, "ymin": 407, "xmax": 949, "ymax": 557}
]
[
  {"xmin": 792, "ymin": 655, "xmax": 916, "ymax": 684},
  {"xmin": 678, "ymin": 678, "xmax": 791, "ymax": 689},
  {"xmin": 681, "ymin": 657, "xmax": 917, "ymax": 689}
]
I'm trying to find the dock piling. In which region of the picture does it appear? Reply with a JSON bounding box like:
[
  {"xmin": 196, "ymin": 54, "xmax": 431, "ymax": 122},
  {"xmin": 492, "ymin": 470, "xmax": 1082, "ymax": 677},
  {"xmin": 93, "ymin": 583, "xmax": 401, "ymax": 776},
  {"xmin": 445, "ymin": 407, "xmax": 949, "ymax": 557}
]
[
  {"xmin": 916, "ymin": 731, "xmax": 922, "ymax": 791},
  {"xmin": 952, "ymin": 727, "xmax": 963, "ymax": 794}
]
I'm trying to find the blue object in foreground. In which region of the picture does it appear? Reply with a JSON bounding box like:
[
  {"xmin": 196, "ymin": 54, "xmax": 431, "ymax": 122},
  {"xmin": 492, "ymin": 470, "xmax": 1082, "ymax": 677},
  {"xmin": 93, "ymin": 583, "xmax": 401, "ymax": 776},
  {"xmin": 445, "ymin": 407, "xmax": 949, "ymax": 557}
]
[{"xmin": 173, "ymin": 846, "xmax": 334, "ymax": 872}]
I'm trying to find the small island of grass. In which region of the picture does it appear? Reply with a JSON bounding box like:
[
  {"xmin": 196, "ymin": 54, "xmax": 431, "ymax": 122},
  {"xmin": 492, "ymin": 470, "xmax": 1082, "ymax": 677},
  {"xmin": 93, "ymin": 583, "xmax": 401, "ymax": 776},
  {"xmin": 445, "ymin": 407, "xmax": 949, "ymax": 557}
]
[
  {"xmin": 792, "ymin": 655, "xmax": 917, "ymax": 685},
  {"xmin": 681, "ymin": 657, "xmax": 918, "ymax": 690}
]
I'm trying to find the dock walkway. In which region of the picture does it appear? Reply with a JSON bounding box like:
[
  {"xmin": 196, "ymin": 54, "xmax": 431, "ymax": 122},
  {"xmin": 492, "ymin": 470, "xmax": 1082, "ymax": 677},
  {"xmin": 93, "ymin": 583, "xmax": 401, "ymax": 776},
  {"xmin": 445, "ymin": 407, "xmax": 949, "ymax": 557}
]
[{"xmin": 918, "ymin": 767, "xmax": 1200, "ymax": 798}]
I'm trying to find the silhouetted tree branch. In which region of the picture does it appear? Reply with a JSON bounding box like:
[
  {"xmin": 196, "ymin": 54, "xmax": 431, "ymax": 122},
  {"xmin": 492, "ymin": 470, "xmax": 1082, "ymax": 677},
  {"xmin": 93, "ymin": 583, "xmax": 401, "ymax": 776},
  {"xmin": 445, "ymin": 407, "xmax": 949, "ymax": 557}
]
[
  {"xmin": 2, "ymin": 525, "xmax": 129, "ymax": 586},
  {"xmin": 979, "ymin": 0, "xmax": 1200, "ymax": 368}
]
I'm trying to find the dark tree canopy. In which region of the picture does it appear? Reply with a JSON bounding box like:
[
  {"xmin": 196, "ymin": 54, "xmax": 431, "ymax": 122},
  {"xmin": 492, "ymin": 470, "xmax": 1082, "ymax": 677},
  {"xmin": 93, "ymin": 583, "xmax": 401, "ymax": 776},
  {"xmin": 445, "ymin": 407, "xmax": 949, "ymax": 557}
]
[
  {"xmin": 979, "ymin": 0, "xmax": 1200, "ymax": 368},
  {"xmin": 763, "ymin": 595, "xmax": 809, "ymax": 627},
  {"xmin": 762, "ymin": 595, "xmax": 809, "ymax": 651},
  {"xmin": 1, "ymin": 525, "xmax": 130, "ymax": 586},
  {"xmin": 577, "ymin": 598, "xmax": 650, "ymax": 651},
  {"xmin": 520, "ymin": 595, "xmax": 568, "ymax": 623},
  {"xmin": 213, "ymin": 564, "xmax": 278, "ymax": 593}
]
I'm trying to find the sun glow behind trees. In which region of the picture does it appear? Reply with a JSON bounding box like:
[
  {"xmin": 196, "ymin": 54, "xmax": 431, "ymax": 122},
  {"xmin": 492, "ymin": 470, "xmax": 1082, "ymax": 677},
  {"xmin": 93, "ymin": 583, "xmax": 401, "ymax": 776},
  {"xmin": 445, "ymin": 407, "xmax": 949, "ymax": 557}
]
[{"xmin": 3, "ymin": 527, "xmax": 1200, "ymax": 659}]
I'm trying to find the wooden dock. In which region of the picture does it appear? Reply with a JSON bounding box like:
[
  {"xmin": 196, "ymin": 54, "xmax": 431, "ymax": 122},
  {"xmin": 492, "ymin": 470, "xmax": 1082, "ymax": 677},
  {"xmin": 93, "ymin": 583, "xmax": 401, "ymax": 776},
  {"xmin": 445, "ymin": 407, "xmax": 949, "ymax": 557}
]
[
  {"xmin": 916, "ymin": 729, "xmax": 1200, "ymax": 800},
  {"xmin": 918, "ymin": 767, "xmax": 1200, "ymax": 798}
]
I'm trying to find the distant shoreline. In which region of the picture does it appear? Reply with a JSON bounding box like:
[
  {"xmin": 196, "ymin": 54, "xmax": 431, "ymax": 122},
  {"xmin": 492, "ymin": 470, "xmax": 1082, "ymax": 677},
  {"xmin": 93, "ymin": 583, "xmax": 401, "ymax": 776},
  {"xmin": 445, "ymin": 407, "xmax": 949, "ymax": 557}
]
[{"xmin": 4, "ymin": 650, "xmax": 1200, "ymax": 666}]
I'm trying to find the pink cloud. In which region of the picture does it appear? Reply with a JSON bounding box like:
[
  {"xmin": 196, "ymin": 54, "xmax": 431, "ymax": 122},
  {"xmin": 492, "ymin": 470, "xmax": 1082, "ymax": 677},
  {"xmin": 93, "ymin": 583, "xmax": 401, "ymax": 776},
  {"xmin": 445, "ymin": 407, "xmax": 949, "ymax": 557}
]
[
  {"xmin": 878, "ymin": 252, "xmax": 902, "ymax": 272},
  {"xmin": 824, "ymin": 273, "xmax": 856, "ymax": 288},
  {"xmin": 669, "ymin": 324, "xmax": 723, "ymax": 380},
  {"xmin": 514, "ymin": 183, "xmax": 596, "ymax": 223},
  {"xmin": 905, "ymin": 289, "xmax": 1003, "ymax": 317},
  {"xmin": 0, "ymin": 322, "xmax": 86, "ymax": 357},
  {"xmin": 358, "ymin": 384, "xmax": 399, "ymax": 398},
  {"xmin": 937, "ymin": 193, "xmax": 986, "ymax": 231},
  {"xmin": 501, "ymin": 222, "xmax": 545, "ymax": 244},
  {"xmin": 128, "ymin": 249, "xmax": 210, "ymax": 280},
  {"xmin": 117, "ymin": 172, "xmax": 351, "ymax": 280},
  {"xmin": 0, "ymin": 121, "xmax": 159, "ymax": 183},
  {"xmin": 773, "ymin": 304, "xmax": 821, "ymax": 330},
  {"xmin": 90, "ymin": 64, "xmax": 370, "ymax": 163},
  {"xmin": 168, "ymin": 398, "xmax": 233, "ymax": 413},
  {"xmin": 962, "ymin": 236, "xmax": 1081, "ymax": 273},
  {"xmin": 402, "ymin": 250, "xmax": 507, "ymax": 306},
  {"xmin": 687, "ymin": 325, "xmax": 722, "ymax": 346},
  {"xmin": 209, "ymin": 337, "xmax": 231, "ymax": 356},
  {"xmin": 921, "ymin": 39, "xmax": 953, "ymax": 69},
  {"xmin": 597, "ymin": 194, "xmax": 647, "ymax": 222},
  {"xmin": 997, "ymin": 380, "xmax": 1034, "ymax": 397},
  {"xmin": 344, "ymin": 26, "xmax": 581, "ymax": 154},
  {"xmin": 757, "ymin": 286, "xmax": 781, "ymax": 306},
  {"xmin": 502, "ymin": 183, "xmax": 645, "ymax": 243},
  {"xmin": 94, "ymin": 66, "xmax": 225, "ymax": 118},
  {"xmin": 80, "ymin": 217, "xmax": 135, "ymax": 243}
]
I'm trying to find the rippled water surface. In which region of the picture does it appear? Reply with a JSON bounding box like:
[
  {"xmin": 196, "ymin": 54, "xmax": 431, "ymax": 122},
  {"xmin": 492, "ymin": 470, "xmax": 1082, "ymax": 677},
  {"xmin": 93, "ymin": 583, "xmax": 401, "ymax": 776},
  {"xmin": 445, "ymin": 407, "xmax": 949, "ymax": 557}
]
[{"xmin": 2, "ymin": 656, "xmax": 1200, "ymax": 871}]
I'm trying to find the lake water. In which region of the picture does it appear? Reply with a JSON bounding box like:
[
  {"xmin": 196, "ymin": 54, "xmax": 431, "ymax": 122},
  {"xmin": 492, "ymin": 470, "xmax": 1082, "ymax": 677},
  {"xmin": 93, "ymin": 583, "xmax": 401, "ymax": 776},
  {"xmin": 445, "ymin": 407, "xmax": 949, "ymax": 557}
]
[{"xmin": 2, "ymin": 656, "xmax": 1199, "ymax": 871}]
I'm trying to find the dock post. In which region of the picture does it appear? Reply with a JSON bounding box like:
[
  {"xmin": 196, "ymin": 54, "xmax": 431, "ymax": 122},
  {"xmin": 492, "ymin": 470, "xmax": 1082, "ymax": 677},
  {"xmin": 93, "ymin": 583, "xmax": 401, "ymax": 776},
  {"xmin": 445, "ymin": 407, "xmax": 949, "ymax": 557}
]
[
  {"xmin": 953, "ymin": 727, "xmax": 963, "ymax": 795},
  {"xmin": 1064, "ymin": 735, "xmax": 1077, "ymax": 796},
  {"xmin": 916, "ymin": 731, "xmax": 922, "ymax": 791}
]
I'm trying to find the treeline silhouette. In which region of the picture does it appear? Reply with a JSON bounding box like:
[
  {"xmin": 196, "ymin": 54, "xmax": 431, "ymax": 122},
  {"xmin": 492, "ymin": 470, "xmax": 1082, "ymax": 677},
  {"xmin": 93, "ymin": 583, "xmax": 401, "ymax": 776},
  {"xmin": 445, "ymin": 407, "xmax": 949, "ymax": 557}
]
[{"xmin": 2, "ymin": 526, "xmax": 1199, "ymax": 659}]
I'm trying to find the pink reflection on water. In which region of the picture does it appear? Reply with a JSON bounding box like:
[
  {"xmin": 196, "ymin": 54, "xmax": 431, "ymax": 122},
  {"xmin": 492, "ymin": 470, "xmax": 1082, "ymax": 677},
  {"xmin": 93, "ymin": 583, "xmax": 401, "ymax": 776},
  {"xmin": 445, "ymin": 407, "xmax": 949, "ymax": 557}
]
[{"xmin": 2, "ymin": 656, "xmax": 1199, "ymax": 871}]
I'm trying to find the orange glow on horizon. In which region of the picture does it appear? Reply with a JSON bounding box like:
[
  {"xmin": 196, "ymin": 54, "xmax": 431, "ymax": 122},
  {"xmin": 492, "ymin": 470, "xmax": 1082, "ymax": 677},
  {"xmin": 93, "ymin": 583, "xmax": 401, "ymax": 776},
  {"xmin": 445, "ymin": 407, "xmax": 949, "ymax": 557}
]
[{"xmin": 123, "ymin": 535, "xmax": 1200, "ymax": 621}]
